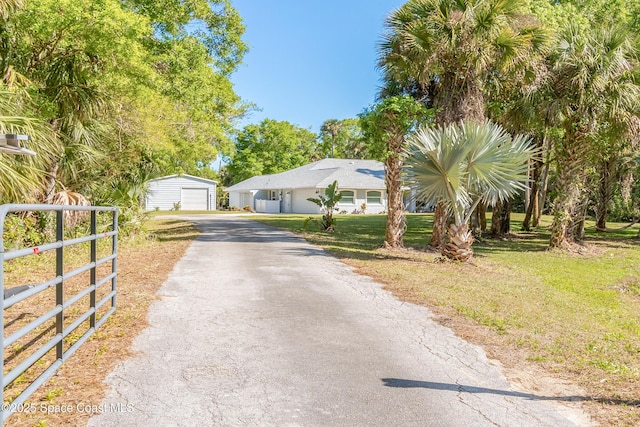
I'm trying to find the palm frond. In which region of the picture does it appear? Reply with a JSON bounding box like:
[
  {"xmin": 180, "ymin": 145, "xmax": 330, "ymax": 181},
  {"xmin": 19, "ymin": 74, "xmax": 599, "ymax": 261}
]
[
  {"xmin": 405, "ymin": 120, "xmax": 535, "ymax": 224},
  {"xmin": 0, "ymin": 88, "xmax": 61, "ymax": 202}
]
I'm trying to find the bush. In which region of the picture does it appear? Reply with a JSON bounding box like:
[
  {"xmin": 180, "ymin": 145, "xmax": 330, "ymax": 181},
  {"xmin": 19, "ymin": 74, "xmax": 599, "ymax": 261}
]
[
  {"xmin": 2, "ymin": 214, "xmax": 46, "ymax": 249},
  {"xmin": 609, "ymin": 195, "xmax": 638, "ymax": 222}
]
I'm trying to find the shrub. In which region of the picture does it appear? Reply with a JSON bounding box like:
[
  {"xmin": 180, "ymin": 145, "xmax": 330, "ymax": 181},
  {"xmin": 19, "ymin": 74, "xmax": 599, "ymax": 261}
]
[{"xmin": 2, "ymin": 214, "xmax": 46, "ymax": 250}]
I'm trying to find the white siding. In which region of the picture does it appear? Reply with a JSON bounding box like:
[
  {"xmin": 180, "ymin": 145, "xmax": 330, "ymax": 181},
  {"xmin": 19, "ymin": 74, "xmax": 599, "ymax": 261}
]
[
  {"xmin": 228, "ymin": 191, "xmax": 255, "ymax": 210},
  {"xmin": 228, "ymin": 192, "xmax": 240, "ymax": 209},
  {"xmin": 145, "ymin": 176, "xmax": 217, "ymax": 211},
  {"xmin": 292, "ymin": 189, "xmax": 322, "ymax": 214}
]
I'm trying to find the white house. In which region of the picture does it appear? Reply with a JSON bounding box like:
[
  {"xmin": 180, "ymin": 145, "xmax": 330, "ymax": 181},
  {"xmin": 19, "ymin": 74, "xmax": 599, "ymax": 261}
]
[
  {"xmin": 226, "ymin": 158, "xmax": 415, "ymax": 214},
  {"xmin": 145, "ymin": 174, "xmax": 217, "ymax": 211}
]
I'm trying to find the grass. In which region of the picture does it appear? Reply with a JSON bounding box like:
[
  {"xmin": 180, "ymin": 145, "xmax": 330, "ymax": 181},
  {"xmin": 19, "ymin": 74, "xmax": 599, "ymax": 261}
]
[{"xmin": 252, "ymin": 213, "xmax": 640, "ymax": 426}]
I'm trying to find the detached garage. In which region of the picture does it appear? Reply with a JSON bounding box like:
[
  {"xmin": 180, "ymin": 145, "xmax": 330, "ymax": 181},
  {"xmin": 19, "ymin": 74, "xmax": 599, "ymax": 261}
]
[{"xmin": 145, "ymin": 174, "xmax": 217, "ymax": 211}]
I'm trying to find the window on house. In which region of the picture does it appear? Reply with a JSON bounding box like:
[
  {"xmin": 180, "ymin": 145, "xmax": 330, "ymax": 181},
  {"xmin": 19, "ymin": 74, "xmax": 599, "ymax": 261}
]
[
  {"xmin": 367, "ymin": 191, "xmax": 382, "ymax": 204},
  {"xmin": 269, "ymin": 190, "xmax": 279, "ymax": 201},
  {"xmin": 340, "ymin": 190, "xmax": 354, "ymax": 204}
]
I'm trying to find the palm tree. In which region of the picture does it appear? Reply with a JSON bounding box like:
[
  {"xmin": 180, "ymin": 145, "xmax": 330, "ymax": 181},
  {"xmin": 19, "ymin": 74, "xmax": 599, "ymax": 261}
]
[
  {"xmin": 36, "ymin": 49, "xmax": 108, "ymax": 204},
  {"xmin": 0, "ymin": 87, "xmax": 60, "ymax": 202},
  {"xmin": 320, "ymin": 119, "xmax": 341, "ymax": 158},
  {"xmin": 379, "ymin": 0, "xmax": 548, "ymax": 124},
  {"xmin": 379, "ymin": 0, "xmax": 549, "ymax": 247},
  {"xmin": 360, "ymin": 95, "xmax": 429, "ymax": 248},
  {"xmin": 541, "ymin": 25, "xmax": 640, "ymax": 248},
  {"xmin": 405, "ymin": 120, "xmax": 535, "ymax": 262}
]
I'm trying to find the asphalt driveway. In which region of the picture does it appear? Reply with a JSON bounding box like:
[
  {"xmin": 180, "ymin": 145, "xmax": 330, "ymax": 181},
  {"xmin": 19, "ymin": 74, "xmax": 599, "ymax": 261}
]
[{"xmin": 89, "ymin": 215, "xmax": 590, "ymax": 426}]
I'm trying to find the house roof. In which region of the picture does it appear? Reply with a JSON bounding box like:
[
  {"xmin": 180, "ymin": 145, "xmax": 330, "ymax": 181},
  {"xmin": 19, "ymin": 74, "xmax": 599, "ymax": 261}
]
[
  {"xmin": 148, "ymin": 174, "xmax": 218, "ymax": 185},
  {"xmin": 225, "ymin": 158, "xmax": 385, "ymax": 192}
]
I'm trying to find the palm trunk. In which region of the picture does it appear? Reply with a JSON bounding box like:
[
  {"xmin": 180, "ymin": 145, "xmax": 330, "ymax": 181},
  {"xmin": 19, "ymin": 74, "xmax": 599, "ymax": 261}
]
[
  {"xmin": 534, "ymin": 136, "xmax": 552, "ymax": 228},
  {"xmin": 491, "ymin": 199, "xmax": 512, "ymax": 237},
  {"xmin": 534, "ymin": 160, "xmax": 550, "ymax": 227},
  {"xmin": 550, "ymin": 159, "xmax": 584, "ymax": 249},
  {"xmin": 572, "ymin": 196, "xmax": 588, "ymax": 242},
  {"xmin": 44, "ymin": 162, "xmax": 59, "ymax": 204},
  {"xmin": 522, "ymin": 159, "xmax": 542, "ymax": 231},
  {"xmin": 434, "ymin": 74, "xmax": 485, "ymax": 125},
  {"xmin": 550, "ymin": 127, "xmax": 591, "ymax": 249},
  {"xmin": 383, "ymin": 119, "xmax": 406, "ymax": 248},
  {"xmin": 442, "ymin": 223, "xmax": 474, "ymax": 262},
  {"xmin": 470, "ymin": 201, "xmax": 487, "ymax": 234},
  {"xmin": 430, "ymin": 202, "xmax": 448, "ymax": 248},
  {"xmin": 595, "ymin": 159, "xmax": 613, "ymax": 230},
  {"xmin": 384, "ymin": 151, "xmax": 405, "ymax": 248}
]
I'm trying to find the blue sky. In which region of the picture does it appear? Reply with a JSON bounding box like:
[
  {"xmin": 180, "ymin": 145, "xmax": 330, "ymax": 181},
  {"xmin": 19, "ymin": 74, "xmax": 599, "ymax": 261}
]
[{"xmin": 229, "ymin": 1, "xmax": 407, "ymax": 134}]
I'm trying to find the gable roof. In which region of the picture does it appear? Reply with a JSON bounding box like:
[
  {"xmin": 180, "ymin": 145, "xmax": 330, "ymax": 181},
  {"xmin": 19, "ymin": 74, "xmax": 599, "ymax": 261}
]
[
  {"xmin": 225, "ymin": 159, "xmax": 385, "ymax": 192},
  {"xmin": 148, "ymin": 174, "xmax": 218, "ymax": 185}
]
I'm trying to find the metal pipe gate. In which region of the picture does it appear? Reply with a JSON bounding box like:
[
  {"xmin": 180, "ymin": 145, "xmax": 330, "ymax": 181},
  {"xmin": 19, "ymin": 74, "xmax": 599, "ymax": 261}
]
[{"xmin": 0, "ymin": 204, "xmax": 118, "ymax": 423}]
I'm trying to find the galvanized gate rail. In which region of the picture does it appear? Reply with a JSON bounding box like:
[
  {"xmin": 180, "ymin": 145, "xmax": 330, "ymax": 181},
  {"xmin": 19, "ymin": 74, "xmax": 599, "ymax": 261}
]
[{"xmin": 0, "ymin": 204, "xmax": 118, "ymax": 423}]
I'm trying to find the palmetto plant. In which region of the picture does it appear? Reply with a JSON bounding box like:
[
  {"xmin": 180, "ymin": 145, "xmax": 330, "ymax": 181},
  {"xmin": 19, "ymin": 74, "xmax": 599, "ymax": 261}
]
[{"xmin": 405, "ymin": 121, "xmax": 535, "ymax": 261}]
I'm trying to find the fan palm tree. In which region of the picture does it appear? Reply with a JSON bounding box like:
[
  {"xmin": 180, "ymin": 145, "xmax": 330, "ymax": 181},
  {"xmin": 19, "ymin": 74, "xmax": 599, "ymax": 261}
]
[
  {"xmin": 541, "ymin": 25, "xmax": 640, "ymax": 248},
  {"xmin": 379, "ymin": 0, "xmax": 549, "ymax": 247},
  {"xmin": 405, "ymin": 120, "xmax": 535, "ymax": 262}
]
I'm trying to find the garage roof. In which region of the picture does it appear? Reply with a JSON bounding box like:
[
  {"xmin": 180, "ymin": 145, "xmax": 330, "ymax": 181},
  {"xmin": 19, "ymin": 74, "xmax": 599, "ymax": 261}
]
[{"xmin": 148, "ymin": 174, "xmax": 218, "ymax": 185}]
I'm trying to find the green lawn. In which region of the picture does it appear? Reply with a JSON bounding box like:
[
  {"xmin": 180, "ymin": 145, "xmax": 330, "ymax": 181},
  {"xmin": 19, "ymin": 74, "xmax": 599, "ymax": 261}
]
[{"xmin": 252, "ymin": 213, "xmax": 640, "ymax": 426}]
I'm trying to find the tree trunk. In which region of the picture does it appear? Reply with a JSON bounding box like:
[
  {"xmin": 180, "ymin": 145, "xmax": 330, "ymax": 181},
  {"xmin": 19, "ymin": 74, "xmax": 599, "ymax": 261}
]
[
  {"xmin": 384, "ymin": 127, "xmax": 406, "ymax": 248},
  {"xmin": 522, "ymin": 159, "xmax": 542, "ymax": 231},
  {"xmin": 550, "ymin": 161, "xmax": 584, "ymax": 249},
  {"xmin": 534, "ymin": 139, "xmax": 552, "ymax": 228},
  {"xmin": 570, "ymin": 194, "xmax": 589, "ymax": 242},
  {"xmin": 44, "ymin": 162, "xmax": 59, "ymax": 204},
  {"xmin": 470, "ymin": 201, "xmax": 487, "ymax": 235},
  {"xmin": 442, "ymin": 223, "xmax": 474, "ymax": 262},
  {"xmin": 491, "ymin": 199, "xmax": 512, "ymax": 237},
  {"xmin": 430, "ymin": 202, "xmax": 448, "ymax": 248},
  {"xmin": 434, "ymin": 74, "xmax": 485, "ymax": 125},
  {"xmin": 595, "ymin": 158, "xmax": 613, "ymax": 230}
]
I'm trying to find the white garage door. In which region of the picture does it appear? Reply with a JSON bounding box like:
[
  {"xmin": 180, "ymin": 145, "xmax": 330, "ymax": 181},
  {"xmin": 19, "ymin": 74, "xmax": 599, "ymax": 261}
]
[{"xmin": 181, "ymin": 188, "xmax": 208, "ymax": 210}]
